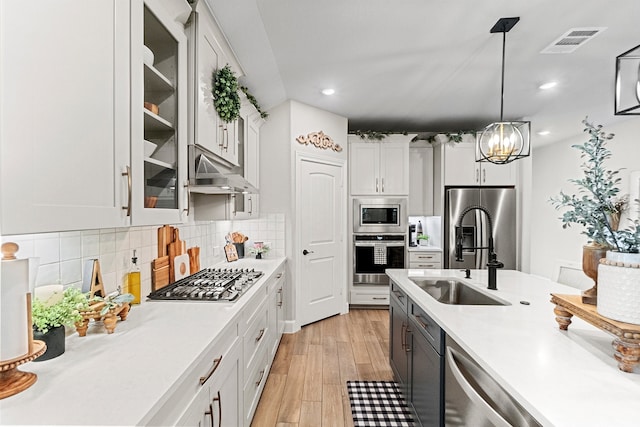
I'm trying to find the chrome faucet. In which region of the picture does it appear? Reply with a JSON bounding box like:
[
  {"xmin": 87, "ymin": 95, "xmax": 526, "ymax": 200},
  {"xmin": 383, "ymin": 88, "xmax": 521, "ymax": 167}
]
[{"xmin": 455, "ymin": 205, "xmax": 504, "ymax": 290}]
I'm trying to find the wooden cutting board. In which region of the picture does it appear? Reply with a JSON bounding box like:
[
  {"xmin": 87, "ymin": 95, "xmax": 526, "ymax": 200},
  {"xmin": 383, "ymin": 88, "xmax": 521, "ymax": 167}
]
[
  {"xmin": 173, "ymin": 254, "xmax": 190, "ymax": 281},
  {"xmin": 187, "ymin": 247, "xmax": 200, "ymax": 274},
  {"xmin": 151, "ymin": 256, "xmax": 170, "ymax": 291}
]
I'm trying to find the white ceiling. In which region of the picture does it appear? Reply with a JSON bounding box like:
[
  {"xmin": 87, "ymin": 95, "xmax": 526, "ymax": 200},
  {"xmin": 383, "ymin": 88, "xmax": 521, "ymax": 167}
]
[{"xmin": 204, "ymin": 0, "xmax": 640, "ymax": 147}]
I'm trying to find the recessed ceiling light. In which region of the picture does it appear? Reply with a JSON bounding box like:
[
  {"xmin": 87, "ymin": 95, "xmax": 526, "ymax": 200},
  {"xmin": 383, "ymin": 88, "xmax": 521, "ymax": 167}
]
[
  {"xmin": 539, "ymin": 81, "xmax": 558, "ymax": 90},
  {"xmin": 321, "ymin": 88, "xmax": 335, "ymax": 96},
  {"xmin": 537, "ymin": 130, "xmax": 551, "ymax": 136}
]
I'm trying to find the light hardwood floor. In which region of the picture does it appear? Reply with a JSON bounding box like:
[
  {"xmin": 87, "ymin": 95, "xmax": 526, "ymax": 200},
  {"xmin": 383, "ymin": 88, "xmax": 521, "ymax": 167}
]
[{"xmin": 251, "ymin": 309, "xmax": 393, "ymax": 427}]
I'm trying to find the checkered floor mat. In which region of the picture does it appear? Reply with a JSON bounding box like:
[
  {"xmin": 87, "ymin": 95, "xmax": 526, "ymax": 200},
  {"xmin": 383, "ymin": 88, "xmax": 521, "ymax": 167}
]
[{"xmin": 347, "ymin": 381, "xmax": 414, "ymax": 426}]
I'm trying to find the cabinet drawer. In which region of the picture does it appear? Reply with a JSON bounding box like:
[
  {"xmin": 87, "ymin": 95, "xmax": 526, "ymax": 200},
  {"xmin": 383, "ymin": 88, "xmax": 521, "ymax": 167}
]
[
  {"xmin": 409, "ymin": 262, "xmax": 442, "ymax": 269},
  {"xmin": 390, "ymin": 281, "xmax": 408, "ymax": 311},
  {"xmin": 241, "ymin": 288, "xmax": 268, "ymax": 335},
  {"xmin": 243, "ymin": 298, "xmax": 269, "ymax": 373},
  {"xmin": 409, "ymin": 252, "xmax": 442, "ymax": 263},
  {"xmin": 409, "ymin": 300, "xmax": 443, "ymax": 355},
  {"xmin": 350, "ymin": 290, "xmax": 389, "ymax": 305},
  {"xmin": 243, "ymin": 347, "xmax": 269, "ymax": 424}
]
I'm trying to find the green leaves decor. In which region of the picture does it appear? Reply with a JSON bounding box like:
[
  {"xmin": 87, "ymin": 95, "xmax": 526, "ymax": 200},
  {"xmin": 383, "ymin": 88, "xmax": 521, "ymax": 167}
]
[
  {"xmin": 213, "ymin": 64, "xmax": 241, "ymax": 123},
  {"xmin": 32, "ymin": 287, "xmax": 89, "ymax": 333},
  {"xmin": 240, "ymin": 85, "xmax": 269, "ymax": 119},
  {"xmin": 549, "ymin": 118, "xmax": 640, "ymax": 253}
]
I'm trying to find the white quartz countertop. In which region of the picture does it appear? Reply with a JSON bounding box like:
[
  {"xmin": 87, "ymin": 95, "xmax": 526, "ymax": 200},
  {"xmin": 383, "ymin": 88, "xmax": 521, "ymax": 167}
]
[
  {"xmin": 386, "ymin": 268, "xmax": 640, "ymax": 427},
  {"xmin": 0, "ymin": 257, "xmax": 286, "ymax": 426}
]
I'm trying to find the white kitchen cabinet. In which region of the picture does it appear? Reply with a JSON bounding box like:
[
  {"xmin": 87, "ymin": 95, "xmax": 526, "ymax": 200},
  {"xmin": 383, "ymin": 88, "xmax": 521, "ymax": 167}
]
[
  {"xmin": 408, "ymin": 145, "xmax": 434, "ymax": 215},
  {"xmin": 190, "ymin": 1, "xmax": 240, "ymax": 167},
  {"xmin": 130, "ymin": 0, "xmax": 190, "ymax": 226},
  {"xmin": 0, "ymin": 0, "xmax": 131, "ymax": 234},
  {"xmin": 349, "ymin": 134, "xmax": 412, "ymax": 196},
  {"xmin": 267, "ymin": 266, "xmax": 286, "ymax": 359},
  {"xmin": 232, "ymin": 102, "xmax": 263, "ymax": 219},
  {"xmin": 442, "ymin": 142, "xmax": 516, "ymax": 186},
  {"xmin": 408, "ymin": 251, "xmax": 442, "ymax": 269}
]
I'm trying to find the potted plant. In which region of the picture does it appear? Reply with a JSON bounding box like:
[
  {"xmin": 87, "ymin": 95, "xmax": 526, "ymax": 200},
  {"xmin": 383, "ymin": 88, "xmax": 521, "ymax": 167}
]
[
  {"xmin": 248, "ymin": 241, "xmax": 270, "ymax": 259},
  {"xmin": 417, "ymin": 234, "xmax": 430, "ymax": 246},
  {"xmin": 32, "ymin": 287, "xmax": 89, "ymax": 361},
  {"xmin": 550, "ymin": 118, "xmax": 640, "ymax": 320}
]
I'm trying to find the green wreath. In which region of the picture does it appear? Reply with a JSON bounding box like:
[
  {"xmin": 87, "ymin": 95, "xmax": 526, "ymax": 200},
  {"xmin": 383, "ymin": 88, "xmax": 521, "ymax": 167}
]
[{"xmin": 213, "ymin": 64, "xmax": 241, "ymax": 123}]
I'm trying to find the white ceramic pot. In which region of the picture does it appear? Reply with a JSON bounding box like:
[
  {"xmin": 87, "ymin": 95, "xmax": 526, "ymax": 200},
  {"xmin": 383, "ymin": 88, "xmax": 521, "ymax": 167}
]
[
  {"xmin": 597, "ymin": 251, "xmax": 640, "ymax": 325},
  {"xmin": 418, "ymin": 239, "xmax": 430, "ymax": 247}
]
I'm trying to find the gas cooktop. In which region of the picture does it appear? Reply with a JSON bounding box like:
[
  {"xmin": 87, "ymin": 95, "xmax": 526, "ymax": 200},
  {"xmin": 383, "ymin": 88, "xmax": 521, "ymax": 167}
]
[{"xmin": 147, "ymin": 267, "xmax": 263, "ymax": 302}]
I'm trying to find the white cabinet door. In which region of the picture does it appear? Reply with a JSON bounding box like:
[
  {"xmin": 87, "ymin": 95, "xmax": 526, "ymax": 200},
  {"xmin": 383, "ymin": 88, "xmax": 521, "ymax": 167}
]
[
  {"xmin": 130, "ymin": 0, "xmax": 188, "ymax": 226},
  {"xmin": 480, "ymin": 161, "xmax": 516, "ymax": 186},
  {"xmin": 408, "ymin": 146, "xmax": 434, "ymax": 215},
  {"xmin": 176, "ymin": 387, "xmax": 209, "ymax": 427},
  {"xmin": 193, "ymin": 3, "xmax": 239, "ymax": 166},
  {"xmin": 443, "ymin": 143, "xmax": 478, "ymax": 186},
  {"xmin": 350, "ymin": 142, "xmax": 380, "ymax": 195},
  {"xmin": 0, "ymin": 0, "xmax": 130, "ymax": 234},
  {"xmin": 443, "ymin": 142, "xmax": 517, "ymax": 187},
  {"xmin": 380, "ymin": 142, "xmax": 410, "ymax": 195},
  {"xmin": 209, "ymin": 343, "xmax": 241, "ymax": 427}
]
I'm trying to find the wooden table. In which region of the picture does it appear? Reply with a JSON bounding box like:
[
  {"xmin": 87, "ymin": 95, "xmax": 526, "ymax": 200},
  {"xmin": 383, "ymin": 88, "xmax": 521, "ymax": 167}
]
[{"xmin": 551, "ymin": 294, "xmax": 640, "ymax": 373}]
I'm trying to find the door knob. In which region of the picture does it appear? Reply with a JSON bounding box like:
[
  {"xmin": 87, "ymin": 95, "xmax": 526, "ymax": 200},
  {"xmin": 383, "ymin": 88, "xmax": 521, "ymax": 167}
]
[{"xmin": 302, "ymin": 249, "xmax": 314, "ymax": 255}]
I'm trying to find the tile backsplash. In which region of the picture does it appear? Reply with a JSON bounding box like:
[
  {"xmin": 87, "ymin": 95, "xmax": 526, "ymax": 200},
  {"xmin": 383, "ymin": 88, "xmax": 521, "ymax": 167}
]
[{"xmin": 2, "ymin": 213, "xmax": 286, "ymax": 303}]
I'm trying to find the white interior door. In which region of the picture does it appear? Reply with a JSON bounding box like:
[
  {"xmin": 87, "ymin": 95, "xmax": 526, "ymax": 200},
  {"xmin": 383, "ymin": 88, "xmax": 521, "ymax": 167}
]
[{"xmin": 298, "ymin": 156, "xmax": 345, "ymax": 326}]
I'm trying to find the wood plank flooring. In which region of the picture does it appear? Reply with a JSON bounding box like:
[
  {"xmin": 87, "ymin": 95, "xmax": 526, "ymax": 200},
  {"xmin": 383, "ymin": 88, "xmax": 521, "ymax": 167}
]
[{"xmin": 251, "ymin": 309, "xmax": 393, "ymax": 427}]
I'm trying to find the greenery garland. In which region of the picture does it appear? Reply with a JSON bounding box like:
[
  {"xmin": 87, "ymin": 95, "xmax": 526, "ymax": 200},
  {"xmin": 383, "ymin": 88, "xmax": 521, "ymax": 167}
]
[
  {"xmin": 240, "ymin": 85, "xmax": 269, "ymax": 119},
  {"xmin": 213, "ymin": 64, "xmax": 241, "ymax": 123}
]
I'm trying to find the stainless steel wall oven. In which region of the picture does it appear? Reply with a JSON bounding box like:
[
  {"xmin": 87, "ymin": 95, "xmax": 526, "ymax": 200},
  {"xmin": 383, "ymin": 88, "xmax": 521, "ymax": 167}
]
[{"xmin": 353, "ymin": 234, "xmax": 406, "ymax": 285}]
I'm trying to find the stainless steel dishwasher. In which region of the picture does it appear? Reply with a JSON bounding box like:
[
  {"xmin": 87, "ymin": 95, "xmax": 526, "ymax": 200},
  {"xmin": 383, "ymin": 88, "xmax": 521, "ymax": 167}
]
[{"xmin": 444, "ymin": 336, "xmax": 542, "ymax": 427}]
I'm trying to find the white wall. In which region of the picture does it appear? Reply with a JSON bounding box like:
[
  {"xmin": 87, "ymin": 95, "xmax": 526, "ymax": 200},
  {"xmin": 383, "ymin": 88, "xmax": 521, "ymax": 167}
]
[{"xmin": 529, "ymin": 118, "xmax": 640, "ymax": 279}]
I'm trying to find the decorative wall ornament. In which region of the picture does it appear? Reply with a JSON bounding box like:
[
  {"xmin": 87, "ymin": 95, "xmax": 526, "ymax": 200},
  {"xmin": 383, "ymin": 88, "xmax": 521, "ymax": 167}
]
[{"xmin": 296, "ymin": 131, "xmax": 342, "ymax": 152}]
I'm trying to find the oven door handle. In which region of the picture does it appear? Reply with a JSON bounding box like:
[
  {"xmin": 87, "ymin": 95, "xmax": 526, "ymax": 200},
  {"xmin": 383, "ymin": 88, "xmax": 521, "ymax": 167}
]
[{"xmin": 355, "ymin": 242, "xmax": 405, "ymax": 247}]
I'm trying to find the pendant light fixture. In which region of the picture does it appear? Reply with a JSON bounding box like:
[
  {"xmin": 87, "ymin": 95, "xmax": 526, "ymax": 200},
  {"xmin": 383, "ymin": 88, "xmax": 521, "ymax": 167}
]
[{"xmin": 476, "ymin": 17, "xmax": 530, "ymax": 165}]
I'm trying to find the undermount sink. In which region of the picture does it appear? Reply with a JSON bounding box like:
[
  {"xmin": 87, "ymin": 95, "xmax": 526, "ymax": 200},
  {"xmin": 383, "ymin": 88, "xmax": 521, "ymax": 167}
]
[{"xmin": 411, "ymin": 279, "xmax": 510, "ymax": 306}]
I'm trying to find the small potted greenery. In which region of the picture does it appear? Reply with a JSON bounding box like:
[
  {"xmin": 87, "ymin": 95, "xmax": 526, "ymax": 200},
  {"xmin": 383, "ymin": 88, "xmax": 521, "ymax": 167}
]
[
  {"xmin": 32, "ymin": 287, "xmax": 88, "ymax": 361},
  {"xmin": 417, "ymin": 234, "xmax": 430, "ymax": 246}
]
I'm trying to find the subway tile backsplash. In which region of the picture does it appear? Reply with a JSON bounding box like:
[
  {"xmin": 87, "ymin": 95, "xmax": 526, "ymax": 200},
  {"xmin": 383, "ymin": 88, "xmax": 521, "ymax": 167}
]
[{"xmin": 2, "ymin": 213, "xmax": 286, "ymax": 303}]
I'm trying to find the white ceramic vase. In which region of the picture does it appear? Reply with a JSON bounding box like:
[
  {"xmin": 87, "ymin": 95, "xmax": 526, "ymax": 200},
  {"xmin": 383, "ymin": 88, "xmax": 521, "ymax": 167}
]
[{"xmin": 597, "ymin": 251, "xmax": 640, "ymax": 325}]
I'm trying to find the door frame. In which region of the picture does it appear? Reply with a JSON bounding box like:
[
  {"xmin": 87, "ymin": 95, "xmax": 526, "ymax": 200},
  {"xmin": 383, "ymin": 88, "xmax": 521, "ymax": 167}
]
[{"xmin": 293, "ymin": 151, "xmax": 348, "ymax": 331}]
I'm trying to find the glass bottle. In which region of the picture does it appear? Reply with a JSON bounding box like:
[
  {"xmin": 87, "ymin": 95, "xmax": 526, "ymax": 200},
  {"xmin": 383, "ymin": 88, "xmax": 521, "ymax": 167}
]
[{"xmin": 127, "ymin": 250, "xmax": 141, "ymax": 304}]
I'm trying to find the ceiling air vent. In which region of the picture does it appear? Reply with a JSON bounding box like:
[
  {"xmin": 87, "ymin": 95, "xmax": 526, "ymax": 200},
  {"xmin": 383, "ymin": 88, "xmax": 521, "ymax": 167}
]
[{"xmin": 540, "ymin": 27, "xmax": 606, "ymax": 54}]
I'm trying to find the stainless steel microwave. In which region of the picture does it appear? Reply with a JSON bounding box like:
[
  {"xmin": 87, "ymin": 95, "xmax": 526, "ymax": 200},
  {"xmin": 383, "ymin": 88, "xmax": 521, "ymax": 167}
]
[{"xmin": 353, "ymin": 198, "xmax": 407, "ymax": 233}]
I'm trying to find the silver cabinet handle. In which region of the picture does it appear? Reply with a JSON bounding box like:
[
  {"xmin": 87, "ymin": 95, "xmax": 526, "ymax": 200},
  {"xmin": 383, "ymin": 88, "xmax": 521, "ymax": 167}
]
[
  {"xmin": 404, "ymin": 325, "xmax": 411, "ymax": 353},
  {"xmin": 255, "ymin": 328, "xmax": 265, "ymax": 342},
  {"xmin": 483, "ymin": 168, "xmax": 486, "ymax": 183},
  {"xmin": 224, "ymin": 127, "xmax": 229, "ymax": 152},
  {"xmin": 122, "ymin": 166, "xmax": 131, "ymax": 217},
  {"xmin": 248, "ymin": 196, "xmax": 253, "ymax": 215},
  {"xmin": 393, "ymin": 290, "xmax": 404, "ymax": 300},
  {"xmin": 372, "ymin": 297, "xmax": 387, "ymax": 300},
  {"xmin": 446, "ymin": 347, "xmax": 511, "ymax": 427},
  {"xmin": 475, "ymin": 168, "xmax": 480, "ymax": 183},
  {"xmin": 413, "ymin": 314, "xmax": 428, "ymax": 330},
  {"xmin": 376, "ymin": 177, "xmax": 379, "ymax": 192},
  {"xmin": 381, "ymin": 177, "xmax": 385, "ymax": 193},
  {"xmin": 199, "ymin": 355, "xmax": 222, "ymax": 385},
  {"xmin": 255, "ymin": 369, "xmax": 265, "ymax": 388},
  {"xmin": 231, "ymin": 194, "xmax": 237, "ymax": 216},
  {"xmin": 400, "ymin": 322, "xmax": 407, "ymax": 351},
  {"xmin": 276, "ymin": 273, "xmax": 283, "ymax": 279},
  {"xmin": 183, "ymin": 181, "xmax": 190, "ymax": 216},
  {"xmin": 219, "ymin": 124, "xmax": 225, "ymax": 149}
]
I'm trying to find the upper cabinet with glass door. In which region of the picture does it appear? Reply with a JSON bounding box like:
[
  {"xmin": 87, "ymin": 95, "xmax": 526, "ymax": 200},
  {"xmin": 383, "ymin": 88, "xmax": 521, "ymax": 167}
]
[{"xmin": 130, "ymin": 0, "xmax": 189, "ymax": 226}]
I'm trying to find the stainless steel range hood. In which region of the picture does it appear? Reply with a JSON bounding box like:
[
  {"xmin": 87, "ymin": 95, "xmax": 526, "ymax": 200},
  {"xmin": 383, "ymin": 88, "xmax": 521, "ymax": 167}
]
[{"xmin": 188, "ymin": 145, "xmax": 257, "ymax": 194}]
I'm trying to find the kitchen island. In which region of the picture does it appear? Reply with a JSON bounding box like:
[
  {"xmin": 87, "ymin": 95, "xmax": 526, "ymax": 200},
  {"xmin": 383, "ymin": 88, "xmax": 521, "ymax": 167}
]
[
  {"xmin": 386, "ymin": 268, "xmax": 640, "ymax": 427},
  {"xmin": 0, "ymin": 257, "xmax": 286, "ymax": 426}
]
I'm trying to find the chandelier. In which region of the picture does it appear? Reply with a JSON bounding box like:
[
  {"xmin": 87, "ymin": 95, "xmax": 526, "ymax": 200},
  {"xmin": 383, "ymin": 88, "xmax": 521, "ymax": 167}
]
[{"xmin": 476, "ymin": 17, "xmax": 530, "ymax": 165}]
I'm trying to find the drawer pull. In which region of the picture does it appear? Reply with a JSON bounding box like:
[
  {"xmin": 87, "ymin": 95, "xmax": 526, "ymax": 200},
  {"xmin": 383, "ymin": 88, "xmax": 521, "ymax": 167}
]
[
  {"xmin": 255, "ymin": 328, "xmax": 265, "ymax": 342},
  {"xmin": 199, "ymin": 355, "xmax": 223, "ymax": 385},
  {"xmin": 372, "ymin": 297, "xmax": 387, "ymax": 300},
  {"xmin": 204, "ymin": 403, "xmax": 214, "ymax": 427},
  {"xmin": 255, "ymin": 369, "xmax": 265, "ymax": 387},
  {"xmin": 276, "ymin": 272, "xmax": 283, "ymax": 279},
  {"xmin": 392, "ymin": 290, "xmax": 404, "ymax": 300},
  {"xmin": 212, "ymin": 390, "xmax": 222, "ymax": 426},
  {"xmin": 413, "ymin": 314, "xmax": 428, "ymax": 330}
]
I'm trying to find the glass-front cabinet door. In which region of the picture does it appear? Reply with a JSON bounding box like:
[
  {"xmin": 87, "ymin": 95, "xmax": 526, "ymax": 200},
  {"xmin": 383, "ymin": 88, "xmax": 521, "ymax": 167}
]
[{"xmin": 130, "ymin": 0, "xmax": 188, "ymax": 225}]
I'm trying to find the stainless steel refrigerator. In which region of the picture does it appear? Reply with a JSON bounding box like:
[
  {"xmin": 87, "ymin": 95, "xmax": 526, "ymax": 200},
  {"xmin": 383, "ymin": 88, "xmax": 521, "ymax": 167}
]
[{"xmin": 444, "ymin": 187, "xmax": 516, "ymax": 270}]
